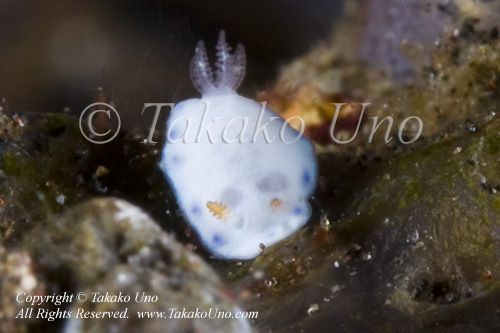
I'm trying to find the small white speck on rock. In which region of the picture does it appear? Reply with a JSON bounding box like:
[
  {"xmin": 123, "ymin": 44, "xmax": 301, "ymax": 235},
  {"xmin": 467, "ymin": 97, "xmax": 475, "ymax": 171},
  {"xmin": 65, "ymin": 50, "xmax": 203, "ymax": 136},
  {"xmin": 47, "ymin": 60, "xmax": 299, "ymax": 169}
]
[
  {"xmin": 252, "ymin": 270, "xmax": 264, "ymax": 280},
  {"xmin": 307, "ymin": 303, "xmax": 319, "ymax": 316}
]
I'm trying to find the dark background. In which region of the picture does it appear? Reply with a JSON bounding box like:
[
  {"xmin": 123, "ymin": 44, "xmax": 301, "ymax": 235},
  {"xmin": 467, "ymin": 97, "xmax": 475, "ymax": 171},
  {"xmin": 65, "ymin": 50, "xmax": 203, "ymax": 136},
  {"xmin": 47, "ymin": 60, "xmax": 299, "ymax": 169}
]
[{"xmin": 0, "ymin": 0, "xmax": 342, "ymax": 129}]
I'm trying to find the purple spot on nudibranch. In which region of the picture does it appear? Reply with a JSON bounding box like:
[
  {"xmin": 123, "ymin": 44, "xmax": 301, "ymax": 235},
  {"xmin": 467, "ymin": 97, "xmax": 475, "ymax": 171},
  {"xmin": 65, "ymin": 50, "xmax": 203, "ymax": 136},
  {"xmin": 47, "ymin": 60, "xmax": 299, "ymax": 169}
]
[
  {"xmin": 266, "ymin": 231, "xmax": 276, "ymax": 239},
  {"xmin": 169, "ymin": 130, "xmax": 179, "ymax": 140},
  {"xmin": 191, "ymin": 205, "xmax": 200, "ymax": 215},
  {"xmin": 212, "ymin": 233, "xmax": 225, "ymax": 246},
  {"xmin": 171, "ymin": 155, "xmax": 180, "ymax": 164},
  {"xmin": 293, "ymin": 206, "xmax": 303, "ymax": 215},
  {"xmin": 302, "ymin": 170, "xmax": 311, "ymax": 186}
]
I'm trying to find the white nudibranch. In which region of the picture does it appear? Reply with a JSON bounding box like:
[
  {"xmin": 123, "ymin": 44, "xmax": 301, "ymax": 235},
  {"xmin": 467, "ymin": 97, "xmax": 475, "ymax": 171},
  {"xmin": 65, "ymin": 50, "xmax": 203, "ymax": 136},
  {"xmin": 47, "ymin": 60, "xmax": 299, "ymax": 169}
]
[{"xmin": 160, "ymin": 31, "xmax": 317, "ymax": 259}]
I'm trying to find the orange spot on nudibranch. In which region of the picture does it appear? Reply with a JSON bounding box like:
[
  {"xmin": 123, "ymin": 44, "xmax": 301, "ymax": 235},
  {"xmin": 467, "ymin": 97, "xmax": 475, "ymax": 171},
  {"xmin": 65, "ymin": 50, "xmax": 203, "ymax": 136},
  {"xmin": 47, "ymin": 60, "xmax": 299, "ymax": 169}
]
[
  {"xmin": 270, "ymin": 198, "xmax": 282, "ymax": 209},
  {"xmin": 206, "ymin": 201, "xmax": 229, "ymax": 220}
]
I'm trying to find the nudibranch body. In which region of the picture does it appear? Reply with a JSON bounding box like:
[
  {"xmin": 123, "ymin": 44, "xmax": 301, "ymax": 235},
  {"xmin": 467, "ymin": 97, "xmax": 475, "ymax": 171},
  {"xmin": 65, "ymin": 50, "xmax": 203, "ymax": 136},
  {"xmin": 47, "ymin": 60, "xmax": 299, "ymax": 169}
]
[{"xmin": 160, "ymin": 31, "xmax": 317, "ymax": 259}]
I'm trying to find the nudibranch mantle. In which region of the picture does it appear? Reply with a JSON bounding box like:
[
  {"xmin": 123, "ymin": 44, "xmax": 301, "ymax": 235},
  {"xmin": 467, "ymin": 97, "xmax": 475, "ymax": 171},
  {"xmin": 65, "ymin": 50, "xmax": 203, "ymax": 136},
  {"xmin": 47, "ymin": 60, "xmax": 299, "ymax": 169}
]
[{"xmin": 160, "ymin": 31, "xmax": 317, "ymax": 259}]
